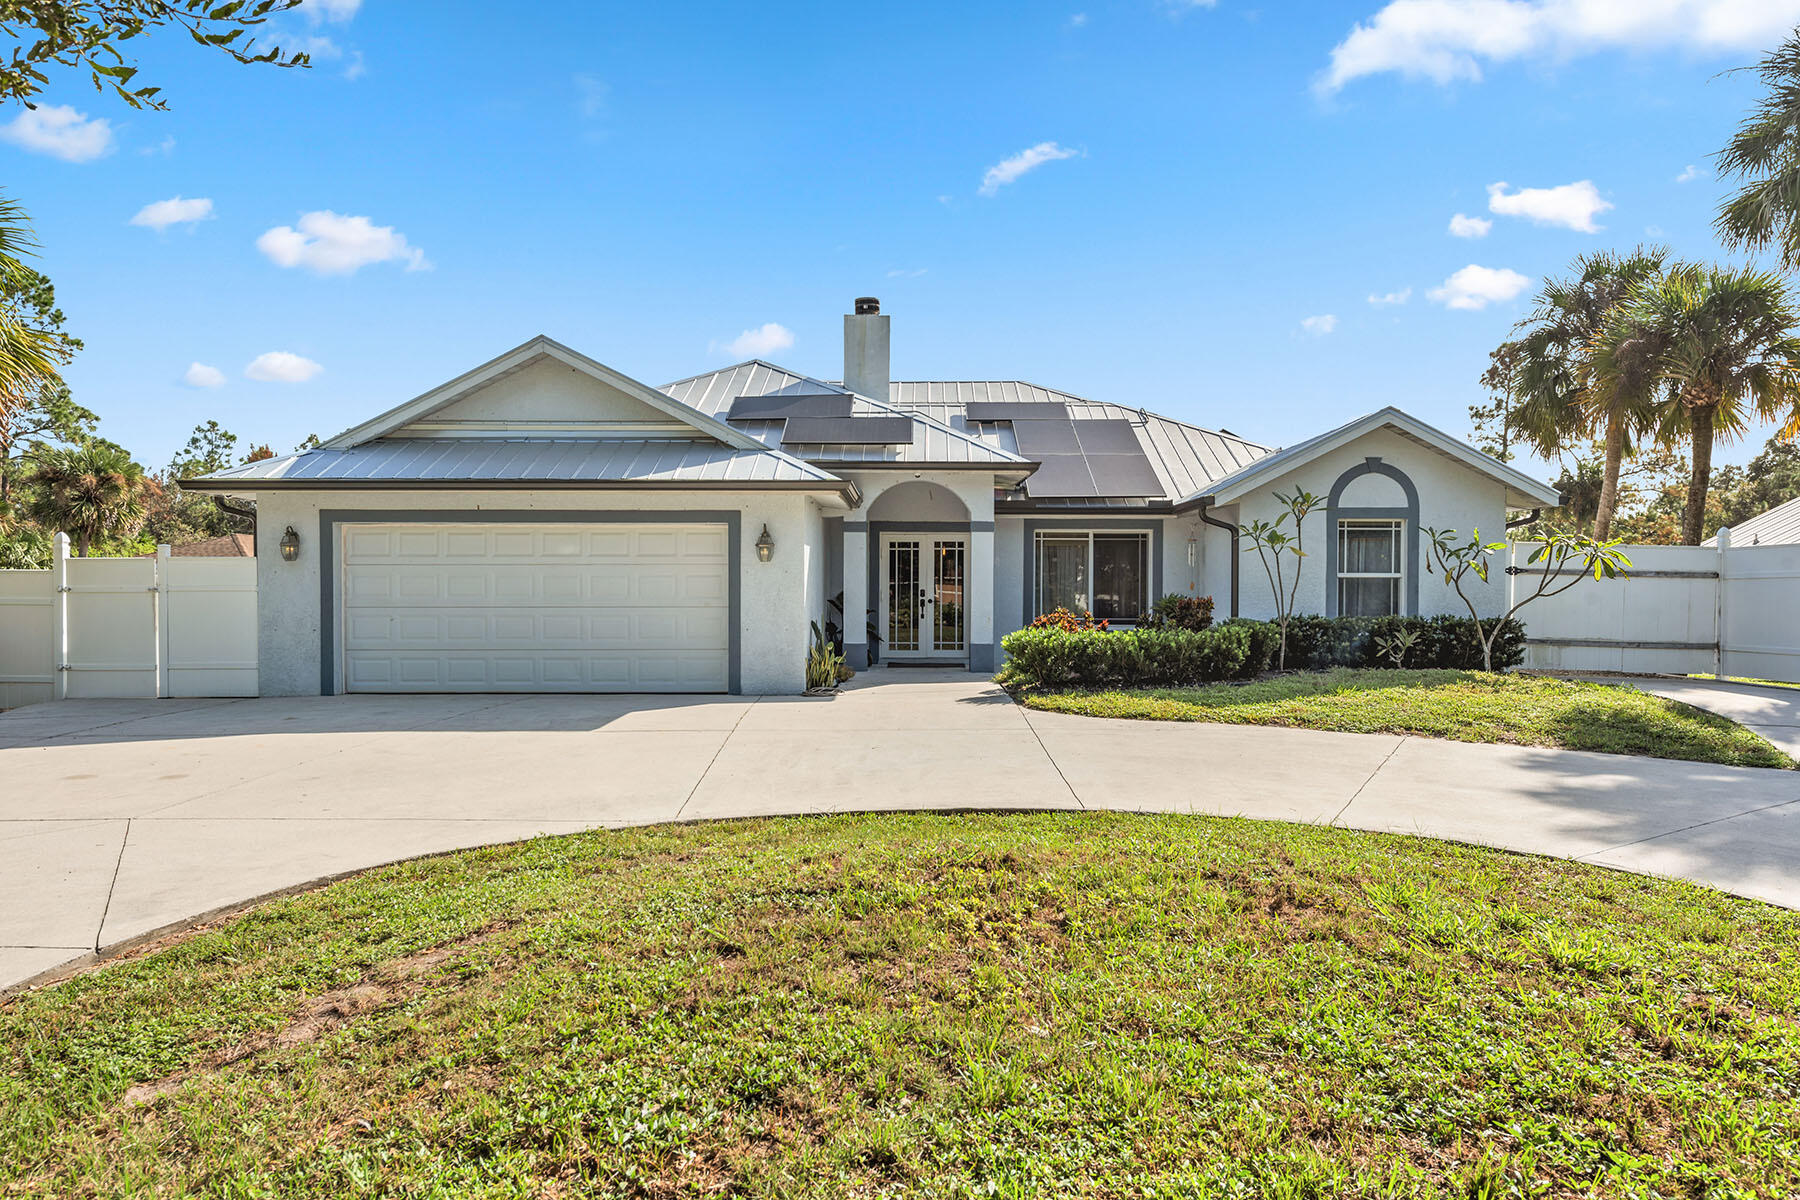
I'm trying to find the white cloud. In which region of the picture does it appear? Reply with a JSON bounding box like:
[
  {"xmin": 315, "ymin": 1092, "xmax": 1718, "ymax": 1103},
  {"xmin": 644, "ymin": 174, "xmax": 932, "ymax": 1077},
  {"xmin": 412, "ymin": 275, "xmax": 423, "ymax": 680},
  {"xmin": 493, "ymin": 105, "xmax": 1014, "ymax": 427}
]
[
  {"xmin": 257, "ymin": 210, "xmax": 430, "ymax": 275},
  {"xmin": 1320, "ymin": 0, "xmax": 1800, "ymax": 93},
  {"xmin": 715, "ymin": 323, "xmax": 795, "ymax": 359},
  {"xmin": 245, "ymin": 351, "xmax": 323, "ymax": 383},
  {"xmin": 1448, "ymin": 212, "xmax": 1492, "ymax": 238},
  {"xmin": 887, "ymin": 268, "xmax": 928, "ymax": 278},
  {"xmin": 130, "ymin": 196, "xmax": 214, "ymax": 232},
  {"xmin": 0, "ymin": 104, "xmax": 113, "ymax": 162},
  {"xmin": 1368, "ymin": 287, "xmax": 1412, "ymax": 305},
  {"xmin": 1300, "ymin": 314, "xmax": 1339, "ymax": 336},
  {"xmin": 139, "ymin": 135, "xmax": 176, "ymax": 157},
  {"xmin": 1486, "ymin": 179, "xmax": 1611, "ymax": 231},
  {"xmin": 304, "ymin": 0, "xmax": 360, "ymax": 21},
  {"xmin": 343, "ymin": 50, "xmax": 366, "ymax": 81},
  {"xmin": 978, "ymin": 141, "xmax": 1079, "ymax": 196},
  {"xmin": 293, "ymin": 34, "xmax": 341, "ymax": 59},
  {"xmin": 1428, "ymin": 264, "xmax": 1531, "ymax": 310},
  {"xmin": 183, "ymin": 362, "xmax": 226, "ymax": 388},
  {"xmin": 1067, "ymin": 12, "xmax": 1088, "ymax": 27},
  {"xmin": 575, "ymin": 73, "xmax": 608, "ymax": 118},
  {"xmin": 1676, "ymin": 163, "xmax": 1705, "ymax": 183}
]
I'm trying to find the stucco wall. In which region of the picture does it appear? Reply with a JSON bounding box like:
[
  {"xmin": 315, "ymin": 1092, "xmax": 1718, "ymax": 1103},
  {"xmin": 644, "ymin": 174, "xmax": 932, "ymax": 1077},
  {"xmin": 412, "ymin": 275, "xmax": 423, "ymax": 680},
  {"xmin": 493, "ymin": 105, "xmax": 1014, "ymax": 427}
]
[
  {"xmin": 1230, "ymin": 428, "xmax": 1510, "ymax": 619},
  {"xmin": 251, "ymin": 488, "xmax": 830, "ymax": 697}
]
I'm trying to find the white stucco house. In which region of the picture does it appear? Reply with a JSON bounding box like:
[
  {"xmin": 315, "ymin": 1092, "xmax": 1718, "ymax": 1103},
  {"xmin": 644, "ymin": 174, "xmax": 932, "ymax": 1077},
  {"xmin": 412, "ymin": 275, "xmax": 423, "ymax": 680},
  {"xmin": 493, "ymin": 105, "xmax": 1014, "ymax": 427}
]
[{"xmin": 185, "ymin": 298, "xmax": 1561, "ymax": 695}]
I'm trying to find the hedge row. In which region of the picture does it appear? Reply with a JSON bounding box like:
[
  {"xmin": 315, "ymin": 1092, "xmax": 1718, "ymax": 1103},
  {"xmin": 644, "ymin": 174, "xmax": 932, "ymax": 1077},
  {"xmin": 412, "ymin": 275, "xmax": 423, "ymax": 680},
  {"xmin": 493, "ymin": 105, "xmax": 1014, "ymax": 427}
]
[{"xmin": 996, "ymin": 613, "xmax": 1524, "ymax": 690}]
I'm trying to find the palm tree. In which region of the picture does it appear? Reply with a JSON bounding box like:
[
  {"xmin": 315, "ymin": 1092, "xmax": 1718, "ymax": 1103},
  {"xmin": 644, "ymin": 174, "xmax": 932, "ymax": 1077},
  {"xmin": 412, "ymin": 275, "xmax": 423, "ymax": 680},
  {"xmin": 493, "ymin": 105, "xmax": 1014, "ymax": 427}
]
[
  {"xmin": 0, "ymin": 193, "xmax": 71, "ymax": 418},
  {"xmin": 25, "ymin": 442, "xmax": 147, "ymax": 556},
  {"xmin": 1507, "ymin": 248, "xmax": 1668, "ymax": 539},
  {"xmin": 1605, "ymin": 265, "xmax": 1800, "ymax": 545},
  {"xmin": 1716, "ymin": 31, "xmax": 1800, "ymax": 267}
]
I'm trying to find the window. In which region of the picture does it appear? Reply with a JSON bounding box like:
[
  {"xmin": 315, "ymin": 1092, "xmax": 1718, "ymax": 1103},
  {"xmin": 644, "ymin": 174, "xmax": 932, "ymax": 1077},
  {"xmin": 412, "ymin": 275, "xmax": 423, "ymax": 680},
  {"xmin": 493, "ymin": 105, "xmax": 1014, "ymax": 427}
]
[
  {"xmin": 1034, "ymin": 531, "xmax": 1149, "ymax": 621},
  {"xmin": 1337, "ymin": 519, "xmax": 1402, "ymax": 617}
]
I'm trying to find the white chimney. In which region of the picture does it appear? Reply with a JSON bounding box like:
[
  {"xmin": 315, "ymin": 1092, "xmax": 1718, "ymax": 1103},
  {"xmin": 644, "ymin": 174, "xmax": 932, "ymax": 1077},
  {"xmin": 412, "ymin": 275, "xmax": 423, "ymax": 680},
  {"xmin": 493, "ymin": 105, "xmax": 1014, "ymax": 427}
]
[{"xmin": 843, "ymin": 296, "xmax": 890, "ymax": 403}]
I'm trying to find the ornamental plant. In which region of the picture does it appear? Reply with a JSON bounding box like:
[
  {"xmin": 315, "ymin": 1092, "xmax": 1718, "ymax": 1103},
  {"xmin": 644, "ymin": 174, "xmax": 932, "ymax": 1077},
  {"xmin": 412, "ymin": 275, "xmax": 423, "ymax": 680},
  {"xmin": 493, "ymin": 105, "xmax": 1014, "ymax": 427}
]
[
  {"xmin": 1031, "ymin": 607, "xmax": 1109, "ymax": 632},
  {"xmin": 1240, "ymin": 488, "xmax": 1324, "ymax": 671}
]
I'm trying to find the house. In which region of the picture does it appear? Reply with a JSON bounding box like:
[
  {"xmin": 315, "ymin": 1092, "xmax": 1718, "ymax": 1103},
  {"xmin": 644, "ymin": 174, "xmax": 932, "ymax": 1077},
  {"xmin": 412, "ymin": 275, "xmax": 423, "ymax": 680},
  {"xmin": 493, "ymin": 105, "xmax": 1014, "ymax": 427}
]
[
  {"xmin": 137, "ymin": 533, "xmax": 255, "ymax": 558},
  {"xmin": 1705, "ymin": 495, "xmax": 1800, "ymax": 547},
  {"xmin": 184, "ymin": 298, "xmax": 1560, "ymax": 695}
]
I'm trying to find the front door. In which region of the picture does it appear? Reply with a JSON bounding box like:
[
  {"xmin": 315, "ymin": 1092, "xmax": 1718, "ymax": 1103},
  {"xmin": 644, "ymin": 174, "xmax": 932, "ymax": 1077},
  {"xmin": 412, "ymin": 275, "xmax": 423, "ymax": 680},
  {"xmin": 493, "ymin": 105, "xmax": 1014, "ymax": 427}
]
[{"xmin": 880, "ymin": 534, "xmax": 968, "ymax": 661}]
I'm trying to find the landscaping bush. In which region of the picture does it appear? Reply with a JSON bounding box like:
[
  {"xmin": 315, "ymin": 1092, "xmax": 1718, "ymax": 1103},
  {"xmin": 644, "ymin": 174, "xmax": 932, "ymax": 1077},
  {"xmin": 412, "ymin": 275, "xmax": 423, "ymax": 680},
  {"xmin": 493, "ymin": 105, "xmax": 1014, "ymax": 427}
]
[
  {"xmin": 998, "ymin": 623, "xmax": 1254, "ymax": 690},
  {"xmin": 1145, "ymin": 593, "xmax": 1215, "ymax": 631},
  {"xmin": 998, "ymin": 613, "xmax": 1526, "ymax": 690}
]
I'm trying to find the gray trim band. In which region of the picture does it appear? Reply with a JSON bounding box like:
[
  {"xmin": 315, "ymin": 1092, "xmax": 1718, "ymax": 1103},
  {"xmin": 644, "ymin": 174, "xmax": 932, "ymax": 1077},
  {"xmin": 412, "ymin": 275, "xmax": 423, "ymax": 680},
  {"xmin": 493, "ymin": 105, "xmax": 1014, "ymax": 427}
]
[
  {"xmin": 1324, "ymin": 458, "xmax": 1420, "ymax": 618},
  {"xmin": 1020, "ymin": 518, "xmax": 1164, "ymax": 630},
  {"xmin": 317, "ymin": 510, "xmax": 743, "ymax": 697}
]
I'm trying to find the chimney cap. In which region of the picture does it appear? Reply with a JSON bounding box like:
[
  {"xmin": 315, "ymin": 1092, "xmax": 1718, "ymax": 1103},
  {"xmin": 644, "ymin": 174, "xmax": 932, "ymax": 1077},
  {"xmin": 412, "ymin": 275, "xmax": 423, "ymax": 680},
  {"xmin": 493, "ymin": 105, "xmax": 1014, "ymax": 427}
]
[{"xmin": 853, "ymin": 296, "xmax": 881, "ymax": 315}]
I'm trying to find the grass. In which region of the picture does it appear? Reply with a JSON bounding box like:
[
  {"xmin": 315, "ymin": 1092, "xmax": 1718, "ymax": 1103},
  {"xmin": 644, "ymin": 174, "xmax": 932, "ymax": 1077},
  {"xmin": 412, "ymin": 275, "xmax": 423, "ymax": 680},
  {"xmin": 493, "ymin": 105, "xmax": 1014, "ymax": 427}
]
[
  {"xmin": 1687, "ymin": 673, "xmax": 1800, "ymax": 691},
  {"xmin": 1022, "ymin": 669, "xmax": 1796, "ymax": 768},
  {"xmin": 4, "ymin": 813, "xmax": 1800, "ymax": 1198}
]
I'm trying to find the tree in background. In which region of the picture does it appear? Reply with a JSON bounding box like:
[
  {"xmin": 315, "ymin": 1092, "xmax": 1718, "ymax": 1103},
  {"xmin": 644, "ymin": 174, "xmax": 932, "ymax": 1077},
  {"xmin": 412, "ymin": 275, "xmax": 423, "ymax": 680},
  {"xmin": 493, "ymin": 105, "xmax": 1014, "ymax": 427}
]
[
  {"xmin": 0, "ymin": 196, "xmax": 76, "ymax": 422},
  {"xmin": 1607, "ymin": 265, "xmax": 1800, "ymax": 544},
  {"xmin": 26, "ymin": 441, "xmax": 146, "ymax": 556},
  {"xmin": 1468, "ymin": 341, "xmax": 1524, "ymax": 462},
  {"xmin": 1507, "ymin": 248, "xmax": 1669, "ymax": 540},
  {"xmin": 0, "ymin": 0, "xmax": 309, "ymax": 111},
  {"xmin": 0, "ymin": 264, "xmax": 90, "ymax": 508},
  {"xmin": 1716, "ymin": 29, "xmax": 1800, "ymax": 268}
]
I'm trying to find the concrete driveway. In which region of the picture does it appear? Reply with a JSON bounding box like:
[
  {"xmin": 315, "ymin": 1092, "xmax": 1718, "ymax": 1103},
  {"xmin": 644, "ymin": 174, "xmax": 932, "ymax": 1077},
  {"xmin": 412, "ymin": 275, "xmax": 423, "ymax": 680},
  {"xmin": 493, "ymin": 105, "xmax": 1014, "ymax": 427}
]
[{"xmin": 5, "ymin": 670, "xmax": 1799, "ymax": 992}]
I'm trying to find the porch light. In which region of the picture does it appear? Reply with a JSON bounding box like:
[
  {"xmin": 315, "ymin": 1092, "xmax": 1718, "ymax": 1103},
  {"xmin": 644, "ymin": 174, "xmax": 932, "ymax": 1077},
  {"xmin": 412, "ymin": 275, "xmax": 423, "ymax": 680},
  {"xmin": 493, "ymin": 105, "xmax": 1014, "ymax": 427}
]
[
  {"xmin": 279, "ymin": 526, "xmax": 301, "ymax": 562},
  {"xmin": 755, "ymin": 524, "xmax": 774, "ymax": 563},
  {"xmin": 1186, "ymin": 535, "xmax": 1197, "ymax": 567}
]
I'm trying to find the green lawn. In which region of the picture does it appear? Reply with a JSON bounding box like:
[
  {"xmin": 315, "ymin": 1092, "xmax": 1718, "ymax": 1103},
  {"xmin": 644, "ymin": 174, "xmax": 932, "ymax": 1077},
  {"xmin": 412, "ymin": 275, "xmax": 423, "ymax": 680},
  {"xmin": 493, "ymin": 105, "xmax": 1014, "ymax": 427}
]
[
  {"xmin": 1023, "ymin": 669, "xmax": 1796, "ymax": 768},
  {"xmin": 4, "ymin": 813, "xmax": 1800, "ymax": 1197}
]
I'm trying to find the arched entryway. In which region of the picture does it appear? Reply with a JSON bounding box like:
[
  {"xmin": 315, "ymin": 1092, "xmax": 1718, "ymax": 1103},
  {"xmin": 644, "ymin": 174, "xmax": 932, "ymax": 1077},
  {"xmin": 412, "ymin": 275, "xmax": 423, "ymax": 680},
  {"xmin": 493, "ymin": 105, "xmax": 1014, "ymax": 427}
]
[{"xmin": 866, "ymin": 482, "xmax": 973, "ymax": 666}]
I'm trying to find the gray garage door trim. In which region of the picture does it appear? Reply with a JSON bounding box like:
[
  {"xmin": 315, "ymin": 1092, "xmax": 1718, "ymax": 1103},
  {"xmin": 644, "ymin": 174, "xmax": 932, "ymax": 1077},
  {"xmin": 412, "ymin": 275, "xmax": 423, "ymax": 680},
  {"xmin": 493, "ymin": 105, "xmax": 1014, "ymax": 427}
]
[{"xmin": 317, "ymin": 510, "xmax": 742, "ymax": 695}]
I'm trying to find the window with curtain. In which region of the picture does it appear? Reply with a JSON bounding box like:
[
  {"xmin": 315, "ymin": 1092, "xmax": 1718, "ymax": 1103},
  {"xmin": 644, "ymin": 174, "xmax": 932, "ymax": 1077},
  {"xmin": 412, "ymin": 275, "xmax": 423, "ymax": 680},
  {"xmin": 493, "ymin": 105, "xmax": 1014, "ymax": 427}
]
[
  {"xmin": 1336, "ymin": 519, "xmax": 1402, "ymax": 617},
  {"xmin": 1034, "ymin": 531, "xmax": 1149, "ymax": 620}
]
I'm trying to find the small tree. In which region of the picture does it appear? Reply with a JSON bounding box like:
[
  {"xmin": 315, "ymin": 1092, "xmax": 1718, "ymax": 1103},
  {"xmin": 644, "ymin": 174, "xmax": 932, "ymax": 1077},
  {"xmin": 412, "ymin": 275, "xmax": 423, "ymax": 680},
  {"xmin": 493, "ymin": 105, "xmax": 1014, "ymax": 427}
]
[
  {"xmin": 1423, "ymin": 527, "xmax": 1632, "ymax": 673},
  {"xmin": 1240, "ymin": 488, "xmax": 1323, "ymax": 671}
]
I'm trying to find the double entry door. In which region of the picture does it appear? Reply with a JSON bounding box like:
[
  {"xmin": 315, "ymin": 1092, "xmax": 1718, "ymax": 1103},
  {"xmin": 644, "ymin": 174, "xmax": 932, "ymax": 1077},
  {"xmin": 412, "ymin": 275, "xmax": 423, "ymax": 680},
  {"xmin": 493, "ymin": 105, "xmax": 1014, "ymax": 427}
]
[{"xmin": 879, "ymin": 533, "xmax": 968, "ymax": 662}]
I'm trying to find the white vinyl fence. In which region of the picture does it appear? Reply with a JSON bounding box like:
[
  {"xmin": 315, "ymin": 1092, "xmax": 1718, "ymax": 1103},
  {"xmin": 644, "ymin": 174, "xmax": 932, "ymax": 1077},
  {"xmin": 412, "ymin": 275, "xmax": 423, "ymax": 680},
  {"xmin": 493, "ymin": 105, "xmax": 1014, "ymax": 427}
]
[
  {"xmin": 1514, "ymin": 530, "xmax": 1800, "ymax": 683},
  {"xmin": 0, "ymin": 533, "xmax": 257, "ymax": 708}
]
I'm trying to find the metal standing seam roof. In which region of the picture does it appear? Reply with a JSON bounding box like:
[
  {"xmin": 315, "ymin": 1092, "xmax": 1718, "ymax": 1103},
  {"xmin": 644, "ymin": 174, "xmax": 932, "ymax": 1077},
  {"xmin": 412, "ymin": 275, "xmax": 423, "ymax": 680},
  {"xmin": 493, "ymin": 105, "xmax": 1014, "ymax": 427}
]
[
  {"xmin": 182, "ymin": 438, "xmax": 848, "ymax": 488},
  {"xmin": 1707, "ymin": 494, "xmax": 1800, "ymax": 547},
  {"xmin": 660, "ymin": 362, "xmax": 1033, "ymax": 468},
  {"xmin": 881, "ymin": 380, "xmax": 1272, "ymax": 503}
]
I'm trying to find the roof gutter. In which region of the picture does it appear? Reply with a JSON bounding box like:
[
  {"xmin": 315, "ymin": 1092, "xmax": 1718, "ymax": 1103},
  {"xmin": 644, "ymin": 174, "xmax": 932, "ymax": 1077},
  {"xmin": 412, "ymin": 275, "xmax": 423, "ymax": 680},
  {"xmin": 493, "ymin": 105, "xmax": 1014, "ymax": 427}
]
[
  {"xmin": 1198, "ymin": 500, "xmax": 1239, "ymax": 619},
  {"xmin": 178, "ymin": 477, "xmax": 862, "ymax": 505}
]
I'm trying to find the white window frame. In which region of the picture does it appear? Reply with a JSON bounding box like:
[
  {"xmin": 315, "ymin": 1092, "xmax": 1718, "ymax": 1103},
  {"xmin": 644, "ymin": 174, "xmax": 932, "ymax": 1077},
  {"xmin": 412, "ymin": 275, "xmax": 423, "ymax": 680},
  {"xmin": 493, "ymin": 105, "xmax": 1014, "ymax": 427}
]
[
  {"xmin": 1032, "ymin": 529, "xmax": 1152, "ymax": 623},
  {"xmin": 1335, "ymin": 518, "xmax": 1404, "ymax": 618}
]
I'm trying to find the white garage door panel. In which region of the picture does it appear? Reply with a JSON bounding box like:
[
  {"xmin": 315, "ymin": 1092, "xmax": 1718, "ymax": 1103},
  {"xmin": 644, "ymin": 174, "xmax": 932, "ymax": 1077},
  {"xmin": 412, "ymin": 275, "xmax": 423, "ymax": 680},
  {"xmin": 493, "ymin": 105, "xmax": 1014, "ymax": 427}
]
[{"xmin": 340, "ymin": 522, "xmax": 730, "ymax": 693}]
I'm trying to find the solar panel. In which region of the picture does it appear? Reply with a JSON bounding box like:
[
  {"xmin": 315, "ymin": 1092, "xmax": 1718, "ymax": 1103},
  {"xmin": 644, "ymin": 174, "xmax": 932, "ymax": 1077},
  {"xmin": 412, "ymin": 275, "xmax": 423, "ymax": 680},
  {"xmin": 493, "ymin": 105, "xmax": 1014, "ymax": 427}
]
[
  {"xmin": 1010, "ymin": 418, "xmax": 1082, "ymax": 455},
  {"xmin": 1022, "ymin": 454, "xmax": 1097, "ymax": 498},
  {"xmin": 727, "ymin": 393, "xmax": 854, "ymax": 421},
  {"xmin": 964, "ymin": 401, "xmax": 1070, "ymax": 421},
  {"xmin": 779, "ymin": 416, "xmax": 913, "ymax": 445},
  {"xmin": 1072, "ymin": 419, "xmax": 1144, "ymax": 454},
  {"xmin": 1086, "ymin": 453, "xmax": 1166, "ymax": 497}
]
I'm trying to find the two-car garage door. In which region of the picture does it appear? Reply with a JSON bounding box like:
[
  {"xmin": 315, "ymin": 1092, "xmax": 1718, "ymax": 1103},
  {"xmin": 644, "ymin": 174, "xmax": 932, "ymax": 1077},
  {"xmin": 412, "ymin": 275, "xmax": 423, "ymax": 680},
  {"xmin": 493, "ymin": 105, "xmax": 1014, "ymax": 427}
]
[{"xmin": 339, "ymin": 522, "xmax": 730, "ymax": 693}]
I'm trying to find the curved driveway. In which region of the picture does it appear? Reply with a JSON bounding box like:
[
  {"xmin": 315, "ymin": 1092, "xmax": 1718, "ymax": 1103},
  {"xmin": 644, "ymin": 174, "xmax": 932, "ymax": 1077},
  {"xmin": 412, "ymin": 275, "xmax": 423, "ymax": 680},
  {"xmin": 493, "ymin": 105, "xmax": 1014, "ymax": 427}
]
[{"xmin": 4, "ymin": 670, "xmax": 1798, "ymax": 993}]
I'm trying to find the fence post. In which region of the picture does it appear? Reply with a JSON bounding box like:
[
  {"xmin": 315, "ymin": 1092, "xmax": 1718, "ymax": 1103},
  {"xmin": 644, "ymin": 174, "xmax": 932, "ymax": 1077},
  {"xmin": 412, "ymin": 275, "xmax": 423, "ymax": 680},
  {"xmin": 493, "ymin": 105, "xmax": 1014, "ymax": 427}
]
[
  {"xmin": 1715, "ymin": 526, "xmax": 1730, "ymax": 681},
  {"xmin": 155, "ymin": 544, "xmax": 172, "ymax": 699},
  {"xmin": 50, "ymin": 532, "xmax": 69, "ymax": 701}
]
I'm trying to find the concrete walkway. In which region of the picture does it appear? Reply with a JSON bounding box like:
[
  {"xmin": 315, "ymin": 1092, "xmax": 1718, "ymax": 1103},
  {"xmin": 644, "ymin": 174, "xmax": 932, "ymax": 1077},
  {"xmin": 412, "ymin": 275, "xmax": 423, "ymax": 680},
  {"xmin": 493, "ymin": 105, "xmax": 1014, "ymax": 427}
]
[{"xmin": 4, "ymin": 670, "xmax": 1798, "ymax": 993}]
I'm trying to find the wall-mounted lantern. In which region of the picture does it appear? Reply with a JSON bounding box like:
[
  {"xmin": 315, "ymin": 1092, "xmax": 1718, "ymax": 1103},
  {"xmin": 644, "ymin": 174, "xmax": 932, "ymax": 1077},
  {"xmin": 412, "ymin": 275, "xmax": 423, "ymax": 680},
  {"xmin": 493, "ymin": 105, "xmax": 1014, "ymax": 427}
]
[
  {"xmin": 755, "ymin": 524, "xmax": 774, "ymax": 563},
  {"xmin": 279, "ymin": 526, "xmax": 301, "ymax": 562},
  {"xmin": 1186, "ymin": 534, "xmax": 1198, "ymax": 567}
]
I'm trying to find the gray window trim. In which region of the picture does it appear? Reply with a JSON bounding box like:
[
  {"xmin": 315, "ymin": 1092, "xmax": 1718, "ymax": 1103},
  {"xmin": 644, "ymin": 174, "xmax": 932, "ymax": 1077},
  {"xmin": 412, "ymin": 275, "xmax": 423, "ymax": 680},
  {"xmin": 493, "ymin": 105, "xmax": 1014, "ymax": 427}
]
[
  {"xmin": 317, "ymin": 509, "xmax": 742, "ymax": 696},
  {"xmin": 1021, "ymin": 519, "xmax": 1163, "ymax": 628},
  {"xmin": 1324, "ymin": 457, "xmax": 1419, "ymax": 617}
]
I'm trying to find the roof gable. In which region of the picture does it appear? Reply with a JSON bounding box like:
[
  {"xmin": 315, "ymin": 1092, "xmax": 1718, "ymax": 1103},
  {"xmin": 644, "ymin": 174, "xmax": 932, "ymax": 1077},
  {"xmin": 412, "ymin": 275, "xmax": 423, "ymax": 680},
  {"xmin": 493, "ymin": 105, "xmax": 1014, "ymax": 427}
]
[
  {"xmin": 1192, "ymin": 407, "xmax": 1560, "ymax": 510},
  {"xmin": 325, "ymin": 336, "xmax": 770, "ymax": 453}
]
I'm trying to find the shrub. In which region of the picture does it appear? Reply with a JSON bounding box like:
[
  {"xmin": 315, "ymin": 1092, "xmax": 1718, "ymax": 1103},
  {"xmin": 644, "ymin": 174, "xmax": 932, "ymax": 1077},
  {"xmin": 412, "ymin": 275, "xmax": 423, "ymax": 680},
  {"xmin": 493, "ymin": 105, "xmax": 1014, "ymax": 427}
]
[
  {"xmin": 1146, "ymin": 593, "xmax": 1215, "ymax": 631},
  {"xmin": 1030, "ymin": 607, "xmax": 1109, "ymax": 632},
  {"xmin": 997, "ymin": 613, "xmax": 1526, "ymax": 691}
]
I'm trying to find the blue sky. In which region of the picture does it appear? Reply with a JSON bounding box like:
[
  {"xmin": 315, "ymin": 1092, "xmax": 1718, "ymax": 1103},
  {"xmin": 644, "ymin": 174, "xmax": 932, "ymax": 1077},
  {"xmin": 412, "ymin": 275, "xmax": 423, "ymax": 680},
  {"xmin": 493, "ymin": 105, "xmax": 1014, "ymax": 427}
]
[{"xmin": 5, "ymin": 0, "xmax": 1800, "ymax": 475}]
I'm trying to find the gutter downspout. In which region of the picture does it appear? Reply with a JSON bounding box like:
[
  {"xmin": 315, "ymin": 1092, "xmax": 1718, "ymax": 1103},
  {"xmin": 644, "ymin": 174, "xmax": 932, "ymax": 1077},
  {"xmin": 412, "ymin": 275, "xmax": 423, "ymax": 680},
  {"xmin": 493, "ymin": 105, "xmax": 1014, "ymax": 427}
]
[
  {"xmin": 215, "ymin": 495, "xmax": 257, "ymax": 534},
  {"xmin": 1198, "ymin": 499, "xmax": 1239, "ymax": 619},
  {"xmin": 1505, "ymin": 507, "xmax": 1542, "ymax": 531}
]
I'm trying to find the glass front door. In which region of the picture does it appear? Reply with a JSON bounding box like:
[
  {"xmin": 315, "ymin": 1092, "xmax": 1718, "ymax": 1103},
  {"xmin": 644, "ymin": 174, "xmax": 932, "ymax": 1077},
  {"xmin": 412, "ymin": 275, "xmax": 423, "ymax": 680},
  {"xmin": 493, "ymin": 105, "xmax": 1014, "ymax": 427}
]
[{"xmin": 881, "ymin": 534, "xmax": 968, "ymax": 660}]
